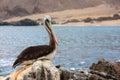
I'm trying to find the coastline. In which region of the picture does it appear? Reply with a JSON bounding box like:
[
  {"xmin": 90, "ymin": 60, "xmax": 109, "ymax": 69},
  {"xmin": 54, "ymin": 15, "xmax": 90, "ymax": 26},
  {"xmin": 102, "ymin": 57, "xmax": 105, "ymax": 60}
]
[
  {"xmin": 2, "ymin": 5, "xmax": 120, "ymax": 26},
  {"xmin": 1, "ymin": 18, "xmax": 120, "ymax": 26},
  {"xmin": 62, "ymin": 20, "xmax": 120, "ymax": 26}
]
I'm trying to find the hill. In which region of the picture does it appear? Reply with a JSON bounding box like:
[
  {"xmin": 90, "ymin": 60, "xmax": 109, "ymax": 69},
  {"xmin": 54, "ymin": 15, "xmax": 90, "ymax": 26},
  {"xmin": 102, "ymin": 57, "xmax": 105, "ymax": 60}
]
[{"xmin": 0, "ymin": 0, "xmax": 120, "ymax": 21}]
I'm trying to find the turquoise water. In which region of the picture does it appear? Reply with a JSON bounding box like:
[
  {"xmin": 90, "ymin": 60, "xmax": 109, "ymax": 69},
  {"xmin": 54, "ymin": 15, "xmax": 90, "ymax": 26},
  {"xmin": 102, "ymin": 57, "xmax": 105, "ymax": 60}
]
[{"xmin": 0, "ymin": 26, "xmax": 120, "ymax": 76}]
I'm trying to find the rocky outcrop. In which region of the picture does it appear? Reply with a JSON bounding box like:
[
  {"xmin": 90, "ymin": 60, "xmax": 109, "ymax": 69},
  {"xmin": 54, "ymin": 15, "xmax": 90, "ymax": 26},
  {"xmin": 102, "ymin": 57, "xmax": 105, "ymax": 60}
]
[
  {"xmin": 58, "ymin": 14, "xmax": 120, "ymax": 24},
  {"xmin": 57, "ymin": 59, "xmax": 120, "ymax": 80},
  {"xmin": 2, "ymin": 59, "xmax": 120, "ymax": 80},
  {"xmin": 11, "ymin": 19, "xmax": 39, "ymax": 26},
  {"xmin": 83, "ymin": 14, "xmax": 120, "ymax": 23},
  {"xmin": 5, "ymin": 60, "xmax": 60, "ymax": 80},
  {"xmin": 90, "ymin": 59, "xmax": 120, "ymax": 80},
  {"xmin": 0, "ymin": 19, "xmax": 39, "ymax": 26}
]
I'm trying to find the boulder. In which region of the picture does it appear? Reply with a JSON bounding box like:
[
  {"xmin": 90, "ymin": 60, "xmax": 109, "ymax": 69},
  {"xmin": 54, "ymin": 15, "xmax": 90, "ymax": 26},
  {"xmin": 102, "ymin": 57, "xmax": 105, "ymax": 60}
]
[
  {"xmin": 90, "ymin": 59, "xmax": 120, "ymax": 80},
  {"xmin": 5, "ymin": 60, "xmax": 60, "ymax": 80}
]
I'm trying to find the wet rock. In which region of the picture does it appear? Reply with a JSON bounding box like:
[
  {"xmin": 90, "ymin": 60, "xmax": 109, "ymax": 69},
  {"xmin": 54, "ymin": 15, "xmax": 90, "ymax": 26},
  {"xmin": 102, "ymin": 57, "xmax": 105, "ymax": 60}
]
[{"xmin": 90, "ymin": 59, "xmax": 120, "ymax": 80}]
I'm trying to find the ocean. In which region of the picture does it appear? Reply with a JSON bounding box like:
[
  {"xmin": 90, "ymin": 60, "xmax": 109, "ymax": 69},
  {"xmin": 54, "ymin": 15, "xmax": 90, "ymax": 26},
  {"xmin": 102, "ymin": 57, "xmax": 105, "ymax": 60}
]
[{"xmin": 0, "ymin": 25, "xmax": 120, "ymax": 76}]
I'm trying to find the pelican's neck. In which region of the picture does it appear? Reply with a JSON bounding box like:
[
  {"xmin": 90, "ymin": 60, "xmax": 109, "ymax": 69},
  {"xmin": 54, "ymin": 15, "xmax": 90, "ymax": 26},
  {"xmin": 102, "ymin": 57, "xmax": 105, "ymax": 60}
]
[
  {"xmin": 48, "ymin": 31, "xmax": 56, "ymax": 46},
  {"xmin": 44, "ymin": 23, "xmax": 58, "ymax": 46}
]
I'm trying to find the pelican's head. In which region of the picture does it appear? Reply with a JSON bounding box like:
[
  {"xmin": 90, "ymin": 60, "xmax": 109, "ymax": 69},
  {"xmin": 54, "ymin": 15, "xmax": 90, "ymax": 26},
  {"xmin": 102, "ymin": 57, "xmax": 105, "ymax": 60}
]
[
  {"xmin": 44, "ymin": 15, "xmax": 51, "ymax": 23},
  {"xmin": 43, "ymin": 15, "xmax": 58, "ymax": 45},
  {"xmin": 43, "ymin": 15, "xmax": 52, "ymax": 33}
]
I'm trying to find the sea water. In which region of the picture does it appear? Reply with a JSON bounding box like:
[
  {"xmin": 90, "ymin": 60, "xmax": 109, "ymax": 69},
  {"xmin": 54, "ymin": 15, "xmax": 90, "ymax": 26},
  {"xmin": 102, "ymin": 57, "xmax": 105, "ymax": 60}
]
[{"xmin": 0, "ymin": 25, "xmax": 120, "ymax": 76}]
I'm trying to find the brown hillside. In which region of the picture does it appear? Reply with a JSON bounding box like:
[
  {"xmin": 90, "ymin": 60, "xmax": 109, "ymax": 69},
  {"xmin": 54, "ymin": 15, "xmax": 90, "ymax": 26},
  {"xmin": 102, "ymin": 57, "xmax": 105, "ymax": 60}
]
[{"xmin": 0, "ymin": 0, "xmax": 120, "ymax": 21}]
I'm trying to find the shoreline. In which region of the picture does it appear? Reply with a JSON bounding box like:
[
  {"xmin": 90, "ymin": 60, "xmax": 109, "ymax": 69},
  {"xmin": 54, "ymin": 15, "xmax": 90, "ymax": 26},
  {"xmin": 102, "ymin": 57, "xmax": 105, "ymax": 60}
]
[
  {"xmin": 2, "ymin": 5, "xmax": 120, "ymax": 26},
  {"xmin": 1, "ymin": 19, "xmax": 120, "ymax": 26}
]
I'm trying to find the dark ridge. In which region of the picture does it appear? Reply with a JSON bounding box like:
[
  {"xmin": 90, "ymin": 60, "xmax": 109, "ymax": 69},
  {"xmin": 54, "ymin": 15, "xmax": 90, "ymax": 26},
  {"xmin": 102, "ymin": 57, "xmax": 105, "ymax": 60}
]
[
  {"xmin": 83, "ymin": 14, "xmax": 120, "ymax": 23},
  {"xmin": 0, "ymin": 19, "xmax": 39, "ymax": 26}
]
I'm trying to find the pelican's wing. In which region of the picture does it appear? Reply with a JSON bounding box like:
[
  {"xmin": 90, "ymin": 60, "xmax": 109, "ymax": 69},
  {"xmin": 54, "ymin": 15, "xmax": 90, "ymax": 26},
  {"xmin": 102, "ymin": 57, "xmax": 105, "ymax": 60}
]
[{"xmin": 12, "ymin": 45, "xmax": 54, "ymax": 68}]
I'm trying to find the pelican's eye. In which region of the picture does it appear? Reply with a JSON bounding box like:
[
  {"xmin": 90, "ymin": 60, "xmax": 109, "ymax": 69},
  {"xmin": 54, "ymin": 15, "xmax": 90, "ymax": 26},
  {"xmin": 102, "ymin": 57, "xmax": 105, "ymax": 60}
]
[
  {"xmin": 45, "ymin": 19, "xmax": 50, "ymax": 26},
  {"xmin": 46, "ymin": 19, "xmax": 50, "ymax": 23}
]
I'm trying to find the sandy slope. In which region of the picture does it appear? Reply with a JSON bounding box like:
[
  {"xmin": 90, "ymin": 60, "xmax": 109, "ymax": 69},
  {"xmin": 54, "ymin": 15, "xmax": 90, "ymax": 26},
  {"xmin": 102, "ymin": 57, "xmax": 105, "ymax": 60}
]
[{"xmin": 4, "ymin": 5, "xmax": 120, "ymax": 26}]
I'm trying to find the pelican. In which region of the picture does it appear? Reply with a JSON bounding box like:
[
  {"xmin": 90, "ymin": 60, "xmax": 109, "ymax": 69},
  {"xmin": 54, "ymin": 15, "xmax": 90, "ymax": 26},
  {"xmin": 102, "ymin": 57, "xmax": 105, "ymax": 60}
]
[{"xmin": 12, "ymin": 16, "xmax": 58, "ymax": 79}]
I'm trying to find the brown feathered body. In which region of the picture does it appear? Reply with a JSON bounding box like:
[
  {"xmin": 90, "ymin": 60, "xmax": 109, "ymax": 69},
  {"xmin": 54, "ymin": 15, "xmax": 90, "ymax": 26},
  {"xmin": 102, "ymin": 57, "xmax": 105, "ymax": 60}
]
[{"xmin": 13, "ymin": 44, "xmax": 56, "ymax": 68}]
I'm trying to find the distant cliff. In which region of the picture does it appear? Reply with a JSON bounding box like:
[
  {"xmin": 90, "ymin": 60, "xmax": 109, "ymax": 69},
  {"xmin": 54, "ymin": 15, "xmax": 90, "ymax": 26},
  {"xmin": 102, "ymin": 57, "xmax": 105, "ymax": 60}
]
[{"xmin": 0, "ymin": 0, "xmax": 120, "ymax": 21}]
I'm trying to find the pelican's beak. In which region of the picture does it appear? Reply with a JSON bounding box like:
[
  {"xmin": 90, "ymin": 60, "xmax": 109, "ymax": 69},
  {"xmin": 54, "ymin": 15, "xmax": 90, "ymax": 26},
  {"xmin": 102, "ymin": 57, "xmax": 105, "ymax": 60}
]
[{"xmin": 46, "ymin": 22, "xmax": 58, "ymax": 45}]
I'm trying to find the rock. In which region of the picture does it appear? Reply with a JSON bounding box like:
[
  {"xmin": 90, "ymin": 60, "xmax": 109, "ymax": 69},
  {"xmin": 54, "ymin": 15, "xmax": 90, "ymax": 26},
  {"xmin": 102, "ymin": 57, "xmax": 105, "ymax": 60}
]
[
  {"xmin": 113, "ymin": 14, "xmax": 120, "ymax": 20},
  {"xmin": 57, "ymin": 66, "xmax": 89, "ymax": 80},
  {"xmin": 0, "ymin": 22, "xmax": 11, "ymax": 26},
  {"xmin": 0, "ymin": 19, "xmax": 39, "ymax": 26},
  {"xmin": 63, "ymin": 19, "xmax": 80, "ymax": 24},
  {"xmin": 5, "ymin": 60, "xmax": 60, "ymax": 80},
  {"xmin": 57, "ymin": 59, "xmax": 120, "ymax": 80},
  {"xmin": 11, "ymin": 19, "xmax": 39, "ymax": 26},
  {"xmin": 0, "ymin": 76, "xmax": 4, "ymax": 80},
  {"xmin": 83, "ymin": 17, "xmax": 93, "ymax": 23},
  {"xmin": 4, "ymin": 59, "xmax": 120, "ymax": 80},
  {"xmin": 90, "ymin": 59, "xmax": 120, "ymax": 80},
  {"xmin": 82, "ymin": 14, "xmax": 120, "ymax": 23}
]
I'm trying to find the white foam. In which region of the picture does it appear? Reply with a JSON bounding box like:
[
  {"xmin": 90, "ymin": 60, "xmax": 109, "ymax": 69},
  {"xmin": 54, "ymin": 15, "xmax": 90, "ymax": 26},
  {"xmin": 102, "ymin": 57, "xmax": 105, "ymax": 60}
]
[
  {"xmin": 80, "ymin": 61, "xmax": 86, "ymax": 65},
  {"xmin": 0, "ymin": 59, "xmax": 12, "ymax": 67},
  {"xmin": 116, "ymin": 60, "xmax": 120, "ymax": 62},
  {"xmin": 70, "ymin": 67, "xmax": 76, "ymax": 71}
]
